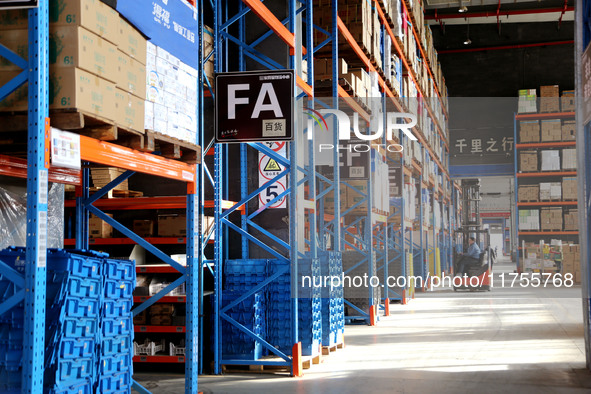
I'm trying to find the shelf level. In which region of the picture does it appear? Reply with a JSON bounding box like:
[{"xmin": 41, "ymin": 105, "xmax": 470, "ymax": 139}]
[
  {"xmin": 515, "ymin": 141, "xmax": 577, "ymax": 149},
  {"xmin": 518, "ymin": 231, "xmax": 579, "ymax": 235},
  {"xmin": 517, "ymin": 201, "xmax": 578, "ymax": 207},
  {"xmin": 64, "ymin": 197, "xmax": 241, "ymax": 211},
  {"xmin": 515, "ymin": 112, "xmax": 575, "ymax": 120},
  {"xmin": 135, "ymin": 325, "xmax": 186, "ymax": 333},
  {"xmin": 65, "ymin": 237, "xmax": 204, "ymax": 246},
  {"xmin": 517, "ymin": 171, "xmax": 577, "ymax": 178},
  {"xmin": 133, "ymin": 355, "xmax": 185, "ymax": 363}
]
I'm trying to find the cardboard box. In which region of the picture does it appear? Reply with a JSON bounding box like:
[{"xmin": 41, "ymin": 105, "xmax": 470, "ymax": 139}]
[
  {"xmin": 91, "ymin": 167, "xmax": 128, "ymax": 190},
  {"xmin": 562, "ymin": 148, "xmax": 577, "ymax": 170},
  {"xmin": 519, "ymin": 209, "xmax": 539, "ymax": 231},
  {"xmin": 89, "ymin": 213, "xmax": 113, "ymax": 238},
  {"xmin": 48, "ymin": 67, "xmax": 117, "ymax": 120},
  {"xmin": 540, "ymin": 119, "xmax": 562, "ymax": 142},
  {"xmin": 133, "ymin": 309, "xmax": 148, "ymax": 325},
  {"xmin": 519, "ymin": 121, "xmax": 540, "ymax": 143},
  {"xmin": 133, "ymin": 220, "xmax": 154, "ymax": 237},
  {"xmin": 540, "ymin": 150, "xmax": 560, "ymax": 171},
  {"xmin": 539, "ymin": 182, "xmax": 561, "ymax": 201},
  {"xmin": 48, "ymin": 0, "xmax": 120, "ymax": 44},
  {"xmin": 563, "ymin": 209, "xmax": 578, "ymax": 231},
  {"xmin": 346, "ymin": 180, "xmax": 369, "ymax": 212},
  {"xmin": 562, "ymin": 177, "xmax": 577, "ymax": 200},
  {"xmin": 115, "ymin": 50, "xmax": 146, "ymax": 99},
  {"xmin": 518, "ymin": 185, "xmax": 539, "ymax": 202},
  {"xmin": 0, "ymin": 9, "xmax": 28, "ymax": 31},
  {"xmin": 0, "ymin": 70, "xmax": 28, "ymax": 111},
  {"xmin": 518, "ymin": 89, "xmax": 537, "ymax": 113},
  {"xmin": 114, "ymin": 88, "xmax": 145, "ymax": 132},
  {"xmin": 540, "ymin": 85, "xmax": 560, "ymax": 113},
  {"xmin": 540, "ymin": 85, "xmax": 559, "ymax": 97},
  {"xmin": 50, "ymin": 26, "xmax": 118, "ymax": 82},
  {"xmin": 117, "ymin": 17, "xmax": 147, "ymax": 64},
  {"xmin": 520, "ymin": 151, "xmax": 538, "ymax": 172},
  {"xmin": 562, "ymin": 120, "xmax": 576, "ymax": 141},
  {"xmin": 540, "ymin": 207, "xmax": 562, "ymax": 231},
  {"xmin": 561, "ymin": 90, "xmax": 575, "ymax": 112},
  {"xmin": 158, "ymin": 215, "xmax": 186, "ymax": 237}
]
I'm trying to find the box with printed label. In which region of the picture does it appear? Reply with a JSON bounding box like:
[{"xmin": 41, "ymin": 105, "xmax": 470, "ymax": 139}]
[
  {"xmin": 117, "ymin": 17, "xmax": 147, "ymax": 63},
  {"xmin": 115, "ymin": 51, "xmax": 146, "ymax": 99},
  {"xmin": 114, "ymin": 88, "xmax": 145, "ymax": 132},
  {"xmin": 90, "ymin": 213, "xmax": 113, "ymax": 238},
  {"xmin": 158, "ymin": 215, "xmax": 186, "ymax": 237},
  {"xmin": 49, "ymin": 0, "xmax": 120, "ymax": 44}
]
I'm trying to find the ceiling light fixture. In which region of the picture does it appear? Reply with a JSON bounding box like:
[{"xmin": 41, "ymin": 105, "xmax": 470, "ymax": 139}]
[
  {"xmin": 464, "ymin": 20, "xmax": 471, "ymax": 45},
  {"xmin": 459, "ymin": 5, "xmax": 468, "ymax": 13}
]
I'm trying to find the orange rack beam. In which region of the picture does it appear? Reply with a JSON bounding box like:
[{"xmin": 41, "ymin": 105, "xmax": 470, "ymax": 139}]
[
  {"xmin": 515, "ymin": 141, "xmax": 576, "ymax": 149},
  {"xmin": 518, "ymin": 231, "xmax": 579, "ymax": 235},
  {"xmin": 79, "ymin": 136, "xmax": 197, "ymax": 183},
  {"xmin": 517, "ymin": 201, "xmax": 577, "ymax": 207},
  {"xmin": 515, "ymin": 112, "xmax": 575, "ymax": 120},
  {"xmin": 0, "ymin": 154, "xmax": 81, "ymax": 185},
  {"xmin": 64, "ymin": 197, "xmax": 241, "ymax": 212},
  {"xmin": 517, "ymin": 171, "xmax": 577, "ymax": 178}
]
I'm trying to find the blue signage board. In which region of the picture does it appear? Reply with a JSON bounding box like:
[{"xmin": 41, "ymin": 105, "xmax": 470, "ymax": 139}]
[{"xmin": 116, "ymin": 0, "xmax": 200, "ymax": 69}]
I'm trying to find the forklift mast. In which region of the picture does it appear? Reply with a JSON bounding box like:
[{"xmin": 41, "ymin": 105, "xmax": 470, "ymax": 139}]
[{"xmin": 460, "ymin": 178, "xmax": 482, "ymax": 250}]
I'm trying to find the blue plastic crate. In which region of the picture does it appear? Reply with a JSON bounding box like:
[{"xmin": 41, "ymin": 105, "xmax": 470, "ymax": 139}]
[
  {"xmin": 56, "ymin": 338, "xmax": 95, "ymax": 360},
  {"xmin": 60, "ymin": 318, "xmax": 98, "ymax": 339},
  {"xmin": 49, "ymin": 296, "xmax": 100, "ymax": 319},
  {"xmin": 102, "ymin": 317, "xmax": 133, "ymax": 338},
  {"xmin": 104, "ymin": 259, "xmax": 135, "ymax": 282},
  {"xmin": 0, "ymin": 367, "xmax": 21, "ymax": 392},
  {"xmin": 102, "ymin": 299, "xmax": 133, "ymax": 318},
  {"xmin": 61, "ymin": 275, "xmax": 102, "ymax": 299},
  {"xmin": 101, "ymin": 336, "xmax": 132, "ymax": 357},
  {"xmin": 0, "ymin": 345, "xmax": 21, "ymax": 371},
  {"xmin": 97, "ymin": 371, "xmax": 131, "ymax": 393},
  {"xmin": 103, "ymin": 279, "xmax": 134, "ymax": 300},
  {"xmin": 99, "ymin": 353, "xmax": 132, "ymax": 375},
  {"xmin": 53, "ymin": 357, "xmax": 93, "ymax": 383},
  {"xmin": 48, "ymin": 379, "xmax": 93, "ymax": 394},
  {"xmin": 47, "ymin": 249, "xmax": 103, "ymax": 279}
]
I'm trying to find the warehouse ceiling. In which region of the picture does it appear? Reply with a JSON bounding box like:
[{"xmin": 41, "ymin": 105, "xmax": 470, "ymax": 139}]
[{"xmin": 424, "ymin": 0, "xmax": 573, "ymax": 25}]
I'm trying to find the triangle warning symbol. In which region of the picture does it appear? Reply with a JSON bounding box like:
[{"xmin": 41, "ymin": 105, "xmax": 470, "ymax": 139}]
[{"xmin": 264, "ymin": 158, "xmax": 282, "ymax": 172}]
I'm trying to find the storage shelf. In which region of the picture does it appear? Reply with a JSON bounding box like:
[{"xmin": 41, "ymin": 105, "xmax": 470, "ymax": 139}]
[
  {"xmin": 515, "ymin": 112, "xmax": 575, "ymax": 120},
  {"xmin": 517, "ymin": 201, "xmax": 578, "ymax": 207},
  {"xmin": 65, "ymin": 237, "xmax": 199, "ymax": 246},
  {"xmin": 517, "ymin": 171, "xmax": 577, "ymax": 178},
  {"xmin": 515, "ymin": 141, "xmax": 577, "ymax": 149},
  {"xmin": 64, "ymin": 197, "xmax": 240, "ymax": 211},
  {"xmin": 134, "ymin": 296, "xmax": 186, "ymax": 303},
  {"xmin": 133, "ymin": 355, "xmax": 185, "ymax": 363},
  {"xmin": 135, "ymin": 325, "xmax": 186, "ymax": 333},
  {"xmin": 518, "ymin": 231, "xmax": 579, "ymax": 235}
]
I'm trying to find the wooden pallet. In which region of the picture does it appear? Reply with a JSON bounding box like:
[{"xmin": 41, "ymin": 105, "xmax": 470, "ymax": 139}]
[
  {"xmin": 66, "ymin": 187, "xmax": 144, "ymax": 200},
  {"xmin": 518, "ymin": 199, "xmax": 540, "ymax": 203},
  {"xmin": 145, "ymin": 130, "xmax": 201, "ymax": 164}
]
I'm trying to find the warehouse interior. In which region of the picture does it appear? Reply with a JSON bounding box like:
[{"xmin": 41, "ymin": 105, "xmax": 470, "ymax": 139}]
[{"xmin": 0, "ymin": 0, "xmax": 590, "ymax": 393}]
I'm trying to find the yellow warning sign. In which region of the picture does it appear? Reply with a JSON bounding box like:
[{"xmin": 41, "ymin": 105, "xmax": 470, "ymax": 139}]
[{"xmin": 264, "ymin": 158, "xmax": 282, "ymax": 172}]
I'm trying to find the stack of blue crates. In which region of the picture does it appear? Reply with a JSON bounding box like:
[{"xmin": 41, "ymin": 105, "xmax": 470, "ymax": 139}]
[
  {"xmin": 296, "ymin": 258, "xmax": 322, "ymax": 357},
  {"xmin": 319, "ymin": 251, "xmax": 345, "ymax": 347},
  {"xmin": 222, "ymin": 260, "xmax": 266, "ymax": 360},
  {"xmin": 44, "ymin": 249, "xmax": 104, "ymax": 393},
  {"xmin": 266, "ymin": 259, "xmax": 292, "ymax": 354},
  {"xmin": 0, "ymin": 247, "xmax": 135, "ymax": 393},
  {"xmin": 0, "ymin": 247, "xmax": 26, "ymax": 393},
  {"xmin": 98, "ymin": 258, "xmax": 135, "ymax": 393}
]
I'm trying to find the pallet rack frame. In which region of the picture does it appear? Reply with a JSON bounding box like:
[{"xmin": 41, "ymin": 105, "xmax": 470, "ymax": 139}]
[{"xmin": 0, "ymin": 2, "xmax": 206, "ymax": 392}]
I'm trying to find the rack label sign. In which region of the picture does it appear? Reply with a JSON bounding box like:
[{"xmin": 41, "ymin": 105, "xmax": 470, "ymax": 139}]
[
  {"xmin": 259, "ymin": 142, "xmax": 287, "ymax": 209},
  {"xmin": 215, "ymin": 70, "xmax": 294, "ymax": 143},
  {"xmin": 50, "ymin": 128, "xmax": 81, "ymax": 170}
]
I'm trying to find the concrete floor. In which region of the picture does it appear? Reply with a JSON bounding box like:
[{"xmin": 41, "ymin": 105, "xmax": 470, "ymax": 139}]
[{"xmin": 134, "ymin": 258, "xmax": 591, "ymax": 393}]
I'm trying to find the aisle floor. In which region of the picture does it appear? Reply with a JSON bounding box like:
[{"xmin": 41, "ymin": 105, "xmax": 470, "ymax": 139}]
[{"xmin": 134, "ymin": 258, "xmax": 591, "ymax": 393}]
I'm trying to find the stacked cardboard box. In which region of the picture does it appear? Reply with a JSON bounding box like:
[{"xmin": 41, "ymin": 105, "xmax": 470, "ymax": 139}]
[
  {"xmin": 91, "ymin": 167, "xmax": 129, "ymax": 191},
  {"xmin": 204, "ymin": 26, "xmax": 215, "ymax": 81},
  {"xmin": 518, "ymin": 89, "xmax": 537, "ymax": 113},
  {"xmin": 89, "ymin": 213, "xmax": 113, "ymax": 238},
  {"xmin": 0, "ymin": 1, "xmax": 146, "ymax": 133},
  {"xmin": 563, "ymin": 209, "xmax": 578, "ymax": 231},
  {"xmin": 540, "ymin": 85, "xmax": 560, "ymax": 113},
  {"xmin": 562, "ymin": 148, "xmax": 577, "ymax": 170},
  {"xmin": 519, "ymin": 121, "xmax": 540, "ymax": 143},
  {"xmin": 539, "ymin": 182, "xmax": 561, "ymax": 201},
  {"xmin": 145, "ymin": 42, "xmax": 198, "ymax": 144},
  {"xmin": 561, "ymin": 90, "xmax": 575, "ymax": 112},
  {"xmin": 149, "ymin": 304, "xmax": 174, "ymax": 326},
  {"xmin": 540, "ymin": 119, "xmax": 562, "ymax": 142},
  {"xmin": 562, "ymin": 244, "xmax": 581, "ymax": 283},
  {"xmin": 133, "ymin": 220, "xmax": 155, "ymax": 237},
  {"xmin": 520, "ymin": 151, "xmax": 538, "ymax": 172},
  {"xmin": 519, "ymin": 209, "xmax": 540, "ymax": 231},
  {"xmin": 315, "ymin": 58, "xmax": 348, "ymax": 80},
  {"xmin": 562, "ymin": 121, "xmax": 576, "ymax": 141},
  {"xmin": 518, "ymin": 185, "xmax": 539, "ymax": 202},
  {"xmin": 540, "ymin": 150, "xmax": 560, "ymax": 171},
  {"xmin": 540, "ymin": 207, "xmax": 563, "ymax": 231},
  {"xmin": 157, "ymin": 214, "xmax": 187, "ymax": 237},
  {"xmin": 562, "ymin": 177, "xmax": 578, "ymax": 200}
]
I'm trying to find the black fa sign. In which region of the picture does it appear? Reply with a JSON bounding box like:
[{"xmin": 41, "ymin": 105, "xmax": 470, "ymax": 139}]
[{"xmin": 215, "ymin": 70, "xmax": 294, "ymax": 143}]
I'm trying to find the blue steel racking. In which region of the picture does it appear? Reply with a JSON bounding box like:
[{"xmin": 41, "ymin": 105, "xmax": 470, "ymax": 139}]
[
  {"xmin": 0, "ymin": 2, "xmax": 205, "ymax": 392},
  {"xmin": 575, "ymin": 0, "xmax": 591, "ymax": 370}
]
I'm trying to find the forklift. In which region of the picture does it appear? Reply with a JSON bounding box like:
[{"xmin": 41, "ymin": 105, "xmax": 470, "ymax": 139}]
[{"xmin": 453, "ymin": 179, "xmax": 494, "ymax": 291}]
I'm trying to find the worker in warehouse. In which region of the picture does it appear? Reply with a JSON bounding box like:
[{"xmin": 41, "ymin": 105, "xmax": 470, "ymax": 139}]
[{"xmin": 456, "ymin": 237, "xmax": 481, "ymax": 276}]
